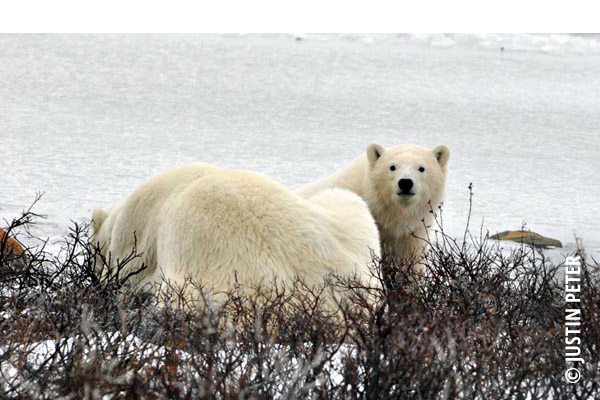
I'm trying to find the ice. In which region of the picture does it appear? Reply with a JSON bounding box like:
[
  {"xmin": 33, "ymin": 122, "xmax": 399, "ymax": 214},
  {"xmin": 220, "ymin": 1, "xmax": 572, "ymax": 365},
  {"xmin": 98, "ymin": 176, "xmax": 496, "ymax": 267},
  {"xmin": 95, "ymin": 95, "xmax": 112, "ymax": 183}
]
[{"xmin": 0, "ymin": 34, "xmax": 598, "ymax": 256}]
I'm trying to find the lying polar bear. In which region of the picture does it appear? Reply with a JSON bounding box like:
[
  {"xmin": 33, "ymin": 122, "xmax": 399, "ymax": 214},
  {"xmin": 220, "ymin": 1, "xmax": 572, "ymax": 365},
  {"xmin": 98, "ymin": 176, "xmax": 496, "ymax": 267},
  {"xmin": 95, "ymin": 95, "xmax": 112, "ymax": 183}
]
[{"xmin": 91, "ymin": 163, "xmax": 380, "ymax": 303}]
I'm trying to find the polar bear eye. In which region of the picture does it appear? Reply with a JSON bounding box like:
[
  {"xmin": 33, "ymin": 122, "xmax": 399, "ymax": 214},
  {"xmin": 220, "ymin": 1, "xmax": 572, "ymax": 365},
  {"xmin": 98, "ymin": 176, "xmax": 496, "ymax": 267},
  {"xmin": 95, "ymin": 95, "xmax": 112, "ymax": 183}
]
[
  {"xmin": 418, "ymin": 166, "xmax": 426, "ymax": 173},
  {"xmin": 389, "ymin": 165, "xmax": 396, "ymax": 171}
]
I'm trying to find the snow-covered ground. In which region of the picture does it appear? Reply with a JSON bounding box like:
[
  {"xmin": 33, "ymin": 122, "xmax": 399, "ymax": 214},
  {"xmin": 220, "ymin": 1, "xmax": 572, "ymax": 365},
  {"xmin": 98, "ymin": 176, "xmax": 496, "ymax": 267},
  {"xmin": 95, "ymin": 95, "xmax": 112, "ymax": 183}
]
[{"xmin": 1, "ymin": 34, "xmax": 599, "ymax": 259}]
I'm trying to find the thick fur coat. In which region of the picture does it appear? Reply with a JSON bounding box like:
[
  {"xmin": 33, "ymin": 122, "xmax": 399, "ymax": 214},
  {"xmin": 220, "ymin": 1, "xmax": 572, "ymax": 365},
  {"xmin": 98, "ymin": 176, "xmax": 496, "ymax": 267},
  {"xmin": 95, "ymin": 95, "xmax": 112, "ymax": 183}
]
[
  {"xmin": 92, "ymin": 163, "xmax": 380, "ymax": 301},
  {"xmin": 298, "ymin": 143, "xmax": 450, "ymax": 274}
]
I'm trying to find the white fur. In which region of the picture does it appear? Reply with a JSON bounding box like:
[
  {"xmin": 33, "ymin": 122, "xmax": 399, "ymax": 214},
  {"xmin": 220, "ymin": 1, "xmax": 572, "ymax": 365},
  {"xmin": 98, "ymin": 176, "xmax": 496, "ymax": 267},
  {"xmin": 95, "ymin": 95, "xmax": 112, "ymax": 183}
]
[
  {"xmin": 298, "ymin": 143, "xmax": 449, "ymax": 273},
  {"xmin": 92, "ymin": 163, "xmax": 380, "ymax": 302}
]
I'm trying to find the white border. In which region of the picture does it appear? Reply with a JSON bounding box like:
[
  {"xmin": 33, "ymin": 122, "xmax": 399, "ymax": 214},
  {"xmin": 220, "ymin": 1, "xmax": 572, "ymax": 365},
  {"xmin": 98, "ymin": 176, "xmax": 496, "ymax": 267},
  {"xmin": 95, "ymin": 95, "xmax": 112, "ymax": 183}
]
[{"xmin": 0, "ymin": 0, "xmax": 597, "ymax": 33}]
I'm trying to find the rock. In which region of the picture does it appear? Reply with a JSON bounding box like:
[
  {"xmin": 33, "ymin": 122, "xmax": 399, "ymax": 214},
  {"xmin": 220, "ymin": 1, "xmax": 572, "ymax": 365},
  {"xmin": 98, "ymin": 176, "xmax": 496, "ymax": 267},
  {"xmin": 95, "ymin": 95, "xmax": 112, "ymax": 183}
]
[
  {"xmin": 490, "ymin": 230, "xmax": 562, "ymax": 248},
  {"xmin": 0, "ymin": 227, "xmax": 25, "ymax": 256}
]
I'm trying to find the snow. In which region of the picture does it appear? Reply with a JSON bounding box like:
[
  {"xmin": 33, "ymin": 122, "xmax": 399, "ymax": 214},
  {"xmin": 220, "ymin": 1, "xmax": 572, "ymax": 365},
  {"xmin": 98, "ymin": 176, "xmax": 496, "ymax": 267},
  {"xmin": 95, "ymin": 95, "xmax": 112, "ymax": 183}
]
[
  {"xmin": 0, "ymin": 34, "xmax": 598, "ymax": 258},
  {"xmin": 0, "ymin": 331, "xmax": 355, "ymax": 398}
]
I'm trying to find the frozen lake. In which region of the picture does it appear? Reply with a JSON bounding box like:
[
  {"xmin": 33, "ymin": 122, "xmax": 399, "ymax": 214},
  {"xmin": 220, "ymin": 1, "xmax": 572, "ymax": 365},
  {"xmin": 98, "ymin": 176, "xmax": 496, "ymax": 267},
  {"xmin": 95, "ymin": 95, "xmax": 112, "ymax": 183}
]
[{"xmin": 1, "ymin": 34, "xmax": 599, "ymax": 257}]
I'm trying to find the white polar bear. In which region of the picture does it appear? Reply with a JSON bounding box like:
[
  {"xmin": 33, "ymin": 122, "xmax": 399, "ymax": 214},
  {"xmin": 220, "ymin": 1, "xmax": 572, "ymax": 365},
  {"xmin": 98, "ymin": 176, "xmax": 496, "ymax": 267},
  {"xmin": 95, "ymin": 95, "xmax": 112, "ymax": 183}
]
[
  {"xmin": 298, "ymin": 143, "xmax": 450, "ymax": 275},
  {"xmin": 91, "ymin": 163, "xmax": 380, "ymax": 303}
]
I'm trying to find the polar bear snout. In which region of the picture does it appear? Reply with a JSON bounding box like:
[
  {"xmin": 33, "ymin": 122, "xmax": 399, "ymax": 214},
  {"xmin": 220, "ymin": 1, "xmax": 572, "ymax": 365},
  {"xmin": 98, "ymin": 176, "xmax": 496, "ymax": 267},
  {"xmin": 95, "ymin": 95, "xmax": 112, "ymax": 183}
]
[{"xmin": 397, "ymin": 178, "xmax": 415, "ymax": 196}]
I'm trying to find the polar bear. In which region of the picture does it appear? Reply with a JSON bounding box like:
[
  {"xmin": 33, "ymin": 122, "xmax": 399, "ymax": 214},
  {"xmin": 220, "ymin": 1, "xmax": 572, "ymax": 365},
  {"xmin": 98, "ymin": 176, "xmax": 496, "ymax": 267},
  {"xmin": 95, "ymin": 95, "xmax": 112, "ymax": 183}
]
[
  {"xmin": 298, "ymin": 143, "xmax": 450, "ymax": 275},
  {"xmin": 91, "ymin": 163, "xmax": 380, "ymax": 304}
]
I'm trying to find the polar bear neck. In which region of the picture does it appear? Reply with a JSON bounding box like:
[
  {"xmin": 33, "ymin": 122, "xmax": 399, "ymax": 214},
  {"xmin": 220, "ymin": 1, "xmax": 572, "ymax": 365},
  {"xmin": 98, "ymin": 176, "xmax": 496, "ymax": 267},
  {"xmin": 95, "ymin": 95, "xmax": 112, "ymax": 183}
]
[{"xmin": 298, "ymin": 154, "xmax": 441, "ymax": 243}]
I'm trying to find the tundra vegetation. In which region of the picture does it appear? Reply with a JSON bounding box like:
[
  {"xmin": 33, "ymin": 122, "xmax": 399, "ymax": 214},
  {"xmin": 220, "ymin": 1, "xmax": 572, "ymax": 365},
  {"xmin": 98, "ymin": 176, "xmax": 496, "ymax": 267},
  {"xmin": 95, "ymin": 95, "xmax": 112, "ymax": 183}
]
[{"xmin": 1, "ymin": 194, "xmax": 599, "ymax": 399}]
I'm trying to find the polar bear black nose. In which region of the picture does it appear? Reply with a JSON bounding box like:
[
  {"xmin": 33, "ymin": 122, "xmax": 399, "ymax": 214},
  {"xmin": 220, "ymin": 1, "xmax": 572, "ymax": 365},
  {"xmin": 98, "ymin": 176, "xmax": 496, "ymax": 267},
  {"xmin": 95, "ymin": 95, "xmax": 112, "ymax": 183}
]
[{"xmin": 398, "ymin": 178, "xmax": 414, "ymax": 192}]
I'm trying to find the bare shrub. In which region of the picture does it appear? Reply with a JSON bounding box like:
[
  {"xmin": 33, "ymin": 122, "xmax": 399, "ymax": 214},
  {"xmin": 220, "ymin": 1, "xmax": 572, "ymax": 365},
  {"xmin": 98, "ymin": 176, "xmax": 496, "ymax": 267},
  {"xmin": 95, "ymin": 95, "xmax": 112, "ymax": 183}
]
[{"xmin": 0, "ymin": 196, "xmax": 598, "ymax": 399}]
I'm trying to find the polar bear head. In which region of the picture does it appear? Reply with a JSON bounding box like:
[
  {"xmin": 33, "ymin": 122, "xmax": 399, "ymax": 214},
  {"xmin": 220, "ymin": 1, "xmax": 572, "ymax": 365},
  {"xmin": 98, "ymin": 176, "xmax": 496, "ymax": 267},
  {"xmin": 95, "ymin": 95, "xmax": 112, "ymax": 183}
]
[{"xmin": 366, "ymin": 142, "xmax": 450, "ymax": 219}]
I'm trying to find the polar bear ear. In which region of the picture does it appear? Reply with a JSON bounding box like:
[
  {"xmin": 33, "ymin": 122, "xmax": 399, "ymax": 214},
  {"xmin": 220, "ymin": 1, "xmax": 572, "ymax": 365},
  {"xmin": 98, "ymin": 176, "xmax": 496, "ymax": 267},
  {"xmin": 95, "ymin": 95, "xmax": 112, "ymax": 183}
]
[
  {"xmin": 433, "ymin": 145, "xmax": 450, "ymax": 168},
  {"xmin": 367, "ymin": 143, "xmax": 385, "ymax": 166}
]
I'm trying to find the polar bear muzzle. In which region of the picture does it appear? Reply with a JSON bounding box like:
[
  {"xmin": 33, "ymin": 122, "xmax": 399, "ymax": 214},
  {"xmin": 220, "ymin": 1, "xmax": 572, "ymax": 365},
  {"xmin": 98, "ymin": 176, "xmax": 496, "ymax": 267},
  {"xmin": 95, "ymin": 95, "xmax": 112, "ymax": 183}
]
[{"xmin": 397, "ymin": 178, "xmax": 415, "ymax": 196}]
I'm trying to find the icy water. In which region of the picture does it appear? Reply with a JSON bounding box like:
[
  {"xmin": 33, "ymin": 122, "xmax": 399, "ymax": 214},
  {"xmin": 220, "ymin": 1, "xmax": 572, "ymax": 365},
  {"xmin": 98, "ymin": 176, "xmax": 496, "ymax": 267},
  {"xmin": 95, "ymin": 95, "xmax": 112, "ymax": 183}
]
[{"xmin": 1, "ymin": 34, "xmax": 599, "ymax": 257}]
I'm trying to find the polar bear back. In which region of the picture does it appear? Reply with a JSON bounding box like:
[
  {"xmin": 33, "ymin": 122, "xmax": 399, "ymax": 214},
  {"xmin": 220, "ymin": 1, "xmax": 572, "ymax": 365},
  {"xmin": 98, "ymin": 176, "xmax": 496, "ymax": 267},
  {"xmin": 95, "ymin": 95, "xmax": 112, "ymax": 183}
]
[
  {"xmin": 93, "ymin": 163, "xmax": 380, "ymax": 298},
  {"xmin": 157, "ymin": 169, "xmax": 379, "ymax": 291},
  {"xmin": 95, "ymin": 162, "xmax": 221, "ymax": 281}
]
